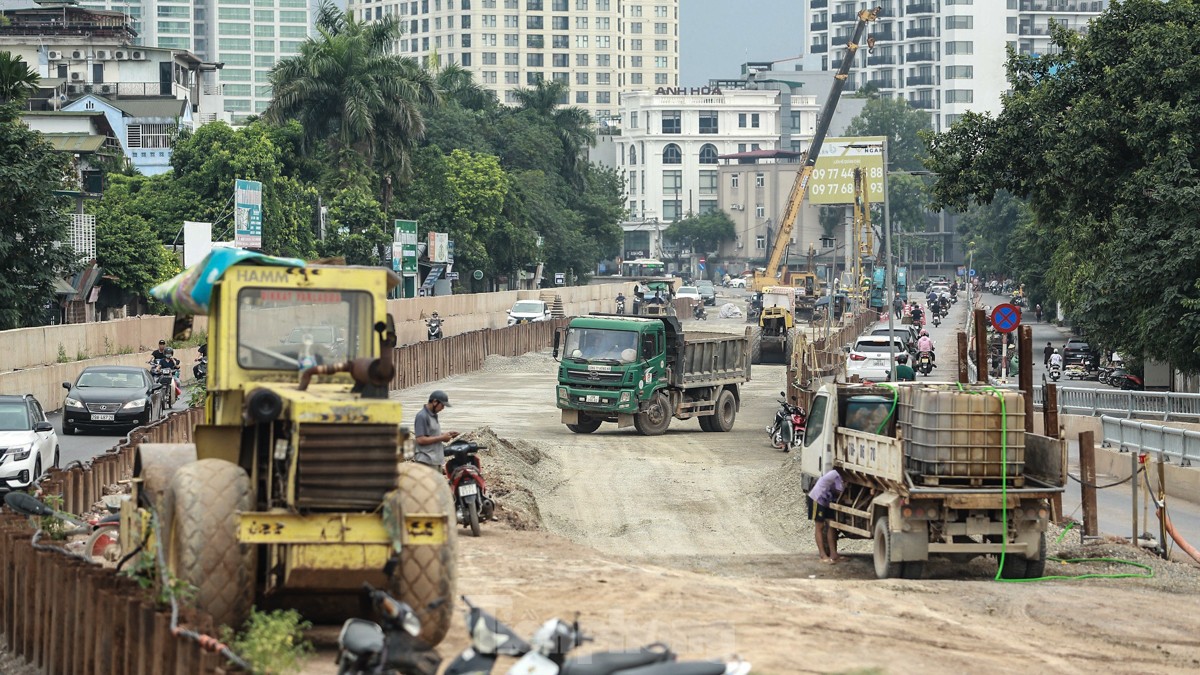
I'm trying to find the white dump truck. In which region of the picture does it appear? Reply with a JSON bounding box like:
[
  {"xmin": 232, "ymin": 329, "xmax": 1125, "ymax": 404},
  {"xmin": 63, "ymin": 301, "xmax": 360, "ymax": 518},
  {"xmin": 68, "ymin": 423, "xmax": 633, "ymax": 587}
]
[{"xmin": 799, "ymin": 382, "xmax": 1066, "ymax": 579}]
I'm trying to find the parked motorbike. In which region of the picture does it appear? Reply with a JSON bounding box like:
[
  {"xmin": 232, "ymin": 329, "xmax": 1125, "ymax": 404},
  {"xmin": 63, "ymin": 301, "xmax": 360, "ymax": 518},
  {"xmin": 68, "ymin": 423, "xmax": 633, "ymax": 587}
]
[
  {"xmin": 917, "ymin": 351, "xmax": 935, "ymax": 377},
  {"xmin": 692, "ymin": 303, "xmax": 707, "ymax": 321},
  {"xmin": 1109, "ymin": 368, "xmax": 1144, "ymax": 391},
  {"xmin": 426, "ymin": 316, "xmax": 444, "ymax": 341},
  {"xmin": 1097, "ymin": 366, "xmax": 1114, "ymax": 386},
  {"xmin": 1048, "ymin": 363, "xmax": 1061, "ymax": 382},
  {"xmin": 444, "ymin": 440, "xmax": 495, "ymax": 537},
  {"xmin": 616, "ymin": 297, "xmax": 626, "ymax": 315},
  {"xmin": 444, "ymin": 597, "xmax": 750, "ymax": 675},
  {"xmin": 335, "ymin": 583, "xmax": 441, "ymax": 675},
  {"xmin": 767, "ymin": 393, "xmax": 806, "ymax": 452}
]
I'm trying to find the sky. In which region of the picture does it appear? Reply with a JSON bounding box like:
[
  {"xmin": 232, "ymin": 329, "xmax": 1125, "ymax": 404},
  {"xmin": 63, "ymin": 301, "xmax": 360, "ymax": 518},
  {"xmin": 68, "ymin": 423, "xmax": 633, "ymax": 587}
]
[{"xmin": 680, "ymin": 0, "xmax": 808, "ymax": 86}]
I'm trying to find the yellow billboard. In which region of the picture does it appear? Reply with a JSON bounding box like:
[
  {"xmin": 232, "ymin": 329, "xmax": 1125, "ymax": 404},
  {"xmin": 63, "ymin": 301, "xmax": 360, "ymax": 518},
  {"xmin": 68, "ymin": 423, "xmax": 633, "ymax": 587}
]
[{"xmin": 807, "ymin": 136, "xmax": 886, "ymax": 205}]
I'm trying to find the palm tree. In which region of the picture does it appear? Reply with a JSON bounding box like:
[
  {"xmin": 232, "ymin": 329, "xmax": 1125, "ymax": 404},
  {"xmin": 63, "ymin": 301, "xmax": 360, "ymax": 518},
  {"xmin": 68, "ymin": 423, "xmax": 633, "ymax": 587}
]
[
  {"xmin": 423, "ymin": 53, "xmax": 496, "ymax": 111},
  {"xmin": 265, "ymin": 2, "xmax": 438, "ymax": 181},
  {"xmin": 0, "ymin": 52, "xmax": 39, "ymax": 107},
  {"xmin": 510, "ymin": 79, "xmax": 596, "ymax": 188}
]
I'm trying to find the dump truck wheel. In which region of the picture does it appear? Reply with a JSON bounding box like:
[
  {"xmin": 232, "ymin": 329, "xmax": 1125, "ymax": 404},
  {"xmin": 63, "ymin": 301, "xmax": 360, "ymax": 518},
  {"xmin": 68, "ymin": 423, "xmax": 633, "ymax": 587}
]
[
  {"xmin": 170, "ymin": 459, "xmax": 254, "ymax": 630},
  {"xmin": 634, "ymin": 393, "xmax": 672, "ymax": 436},
  {"xmin": 710, "ymin": 389, "xmax": 737, "ymax": 432},
  {"xmin": 698, "ymin": 414, "xmax": 715, "ymax": 432},
  {"xmin": 901, "ymin": 561, "xmax": 925, "ymax": 579},
  {"xmin": 388, "ymin": 463, "xmax": 457, "ymax": 647},
  {"xmin": 567, "ymin": 415, "xmax": 602, "ymax": 434},
  {"xmin": 750, "ymin": 329, "xmax": 763, "ymax": 364},
  {"xmin": 1000, "ymin": 532, "xmax": 1046, "ymax": 580},
  {"xmin": 873, "ymin": 516, "xmax": 903, "ymax": 580}
]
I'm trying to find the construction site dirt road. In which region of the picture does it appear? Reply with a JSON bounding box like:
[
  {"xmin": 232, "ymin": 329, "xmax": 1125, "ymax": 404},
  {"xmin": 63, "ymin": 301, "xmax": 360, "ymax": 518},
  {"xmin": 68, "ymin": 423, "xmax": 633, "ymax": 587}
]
[{"xmin": 358, "ymin": 309, "xmax": 1200, "ymax": 675}]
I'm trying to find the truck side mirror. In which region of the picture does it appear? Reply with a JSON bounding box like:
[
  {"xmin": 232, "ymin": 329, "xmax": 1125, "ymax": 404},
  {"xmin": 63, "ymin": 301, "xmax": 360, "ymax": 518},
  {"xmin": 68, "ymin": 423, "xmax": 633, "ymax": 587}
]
[{"xmin": 552, "ymin": 328, "xmax": 562, "ymax": 360}]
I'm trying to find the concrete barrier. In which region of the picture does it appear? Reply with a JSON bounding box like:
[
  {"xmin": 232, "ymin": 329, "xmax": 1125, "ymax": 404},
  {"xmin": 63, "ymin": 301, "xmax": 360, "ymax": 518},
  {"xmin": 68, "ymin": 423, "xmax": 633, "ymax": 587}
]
[
  {"xmin": 0, "ymin": 348, "xmax": 201, "ymax": 412},
  {"xmin": 0, "ymin": 315, "xmax": 208, "ymax": 373}
]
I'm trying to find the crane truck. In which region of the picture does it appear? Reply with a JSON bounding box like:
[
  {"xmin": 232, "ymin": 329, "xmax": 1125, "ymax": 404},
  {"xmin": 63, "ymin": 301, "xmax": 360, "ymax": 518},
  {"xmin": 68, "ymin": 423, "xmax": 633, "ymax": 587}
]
[{"xmin": 749, "ymin": 6, "xmax": 882, "ymax": 362}]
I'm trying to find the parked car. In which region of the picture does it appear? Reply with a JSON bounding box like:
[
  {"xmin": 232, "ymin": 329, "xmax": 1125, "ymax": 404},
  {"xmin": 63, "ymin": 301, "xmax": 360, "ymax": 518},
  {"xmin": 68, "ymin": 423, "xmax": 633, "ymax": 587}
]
[
  {"xmin": 507, "ymin": 299, "xmax": 551, "ymax": 325},
  {"xmin": 0, "ymin": 395, "xmax": 58, "ymax": 491},
  {"xmin": 727, "ymin": 277, "xmax": 747, "ymax": 289},
  {"xmin": 676, "ymin": 286, "xmax": 703, "ymax": 303},
  {"xmin": 62, "ymin": 366, "xmax": 166, "ymax": 435},
  {"xmin": 696, "ymin": 280, "xmax": 717, "ymax": 306},
  {"xmin": 869, "ymin": 326, "xmax": 918, "ymax": 354},
  {"xmin": 845, "ymin": 336, "xmax": 909, "ymax": 383},
  {"xmin": 1063, "ymin": 337, "xmax": 1096, "ymax": 367}
]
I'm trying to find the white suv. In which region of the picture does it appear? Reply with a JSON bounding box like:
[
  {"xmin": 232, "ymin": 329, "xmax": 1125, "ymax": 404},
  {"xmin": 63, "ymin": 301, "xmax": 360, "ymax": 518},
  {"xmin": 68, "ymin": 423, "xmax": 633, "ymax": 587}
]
[
  {"xmin": 845, "ymin": 336, "xmax": 908, "ymax": 383},
  {"xmin": 0, "ymin": 394, "xmax": 59, "ymax": 491}
]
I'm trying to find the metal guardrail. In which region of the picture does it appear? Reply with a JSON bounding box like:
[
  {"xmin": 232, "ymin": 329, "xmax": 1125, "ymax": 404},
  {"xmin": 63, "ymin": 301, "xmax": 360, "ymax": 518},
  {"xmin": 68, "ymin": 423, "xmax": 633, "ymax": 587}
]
[
  {"xmin": 1058, "ymin": 387, "xmax": 1200, "ymax": 422},
  {"xmin": 1100, "ymin": 415, "xmax": 1200, "ymax": 466}
]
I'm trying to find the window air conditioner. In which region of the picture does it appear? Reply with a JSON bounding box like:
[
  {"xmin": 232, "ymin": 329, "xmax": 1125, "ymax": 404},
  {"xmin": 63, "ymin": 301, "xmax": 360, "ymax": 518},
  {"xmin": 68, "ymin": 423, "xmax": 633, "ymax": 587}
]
[
  {"xmin": 70, "ymin": 72, "xmax": 82, "ymax": 81},
  {"xmin": 115, "ymin": 51, "xmax": 127, "ymax": 60},
  {"xmin": 131, "ymin": 50, "xmax": 144, "ymax": 60},
  {"xmin": 47, "ymin": 50, "xmax": 60, "ymax": 60},
  {"xmin": 96, "ymin": 50, "xmax": 108, "ymax": 60},
  {"xmin": 100, "ymin": 84, "xmax": 115, "ymax": 94},
  {"xmin": 71, "ymin": 50, "xmax": 83, "ymax": 59}
]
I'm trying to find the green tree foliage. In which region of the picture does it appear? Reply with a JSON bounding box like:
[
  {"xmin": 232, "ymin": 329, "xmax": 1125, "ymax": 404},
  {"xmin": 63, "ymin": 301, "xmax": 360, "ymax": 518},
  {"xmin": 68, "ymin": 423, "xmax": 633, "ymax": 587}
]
[
  {"xmin": 0, "ymin": 52, "xmax": 38, "ymax": 105},
  {"xmin": 266, "ymin": 2, "xmax": 437, "ymax": 184},
  {"xmin": 664, "ymin": 211, "xmax": 737, "ymax": 258},
  {"xmin": 0, "ymin": 104, "xmax": 79, "ymax": 329},
  {"xmin": 95, "ymin": 212, "xmax": 177, "ymax": 296},
  {"xmin": 510, "ymin": 79, "xmax": 596, "ymax": 188},
  {"xmin": 924, "ymin": 0, "xmax": 1200, "ymax": 370}
]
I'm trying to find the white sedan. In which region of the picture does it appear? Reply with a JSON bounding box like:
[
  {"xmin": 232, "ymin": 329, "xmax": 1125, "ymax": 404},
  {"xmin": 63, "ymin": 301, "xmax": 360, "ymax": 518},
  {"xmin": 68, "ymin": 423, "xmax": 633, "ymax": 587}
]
[
  {"xmin": 0, "ymin": 394, "xmax": 59, "ymax": 490},
  {"xmin": 726, "ymin": 277, "xmax": 747, "ymax": 288},
  {"xmin": 676, "ymin": 286, "xmax": 703, "ymax": 302}
]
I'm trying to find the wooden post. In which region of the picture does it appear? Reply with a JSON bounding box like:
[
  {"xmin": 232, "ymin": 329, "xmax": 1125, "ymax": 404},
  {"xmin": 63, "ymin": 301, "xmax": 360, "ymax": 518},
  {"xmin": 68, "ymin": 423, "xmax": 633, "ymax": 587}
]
[
  {"xmin": 1019, "ymin": 325, "xmax": 1034, "ymax": 434},
  {"xmin": 957, "ymin": 331, "xmax": 969, "ymax": 383},
  {"xmin": 1079, "ymin": 430, "xmax": 1098, "ymax": 537},
  {"xmin": 1044, "ymin": 383, "xmax": 1059, "ymax": 439},
  {"xmin": 973, "ymin": 309, "xmax": 989, "ymax": 384}
]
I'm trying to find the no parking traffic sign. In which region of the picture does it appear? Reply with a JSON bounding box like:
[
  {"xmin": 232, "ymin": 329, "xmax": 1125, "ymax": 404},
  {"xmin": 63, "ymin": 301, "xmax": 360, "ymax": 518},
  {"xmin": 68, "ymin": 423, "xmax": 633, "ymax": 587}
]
[{"xmin": 990, "ymin": 303, "xmax": 1021, "ymax": 334}]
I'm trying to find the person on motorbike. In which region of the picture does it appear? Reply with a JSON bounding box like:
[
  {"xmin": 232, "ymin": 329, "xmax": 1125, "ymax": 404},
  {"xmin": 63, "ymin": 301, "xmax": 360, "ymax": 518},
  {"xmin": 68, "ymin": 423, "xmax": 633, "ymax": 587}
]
[
  {"xmin": 917, "ymin": 331, "xmax": 935, "ymax": 364},
  {"xmin": 909, "ymin": 303, "xmax": 924, "ymax": 327},
  {"xmin": 1049, "ymin": 348, "xmax": 1063, "ymax": 370},
  {"xmin": 155, "ymin": 347, "xmax": 180, "ymax": 373},
  {"xmin": 895, "ymin": 353, "xmax": 916, "ymax": 382},
  {"xmin": 151, "ymin": 339, "xmax": 168, "ymax": 361},
  {"xmin": 616, "ymin": 292, "xmax": 626, "ymax": 313}
]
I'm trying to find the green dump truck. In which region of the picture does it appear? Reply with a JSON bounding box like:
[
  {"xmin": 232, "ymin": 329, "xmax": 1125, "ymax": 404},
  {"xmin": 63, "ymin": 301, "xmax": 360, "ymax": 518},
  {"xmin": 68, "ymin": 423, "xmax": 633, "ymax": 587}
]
[{"xmin": 553, "ymin": 315, "xmax": 751, "ymax": 436}]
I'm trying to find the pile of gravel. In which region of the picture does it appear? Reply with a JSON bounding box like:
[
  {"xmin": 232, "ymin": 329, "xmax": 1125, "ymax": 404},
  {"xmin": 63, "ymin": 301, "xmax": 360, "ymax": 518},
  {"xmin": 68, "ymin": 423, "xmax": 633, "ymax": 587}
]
[
  {"xmin": 458, "ymin": 426, "xmax": 558, "ymax": 530},
  {"xmin": 480, "ymin": 351, "xmax": 555, "ymax": 375}
]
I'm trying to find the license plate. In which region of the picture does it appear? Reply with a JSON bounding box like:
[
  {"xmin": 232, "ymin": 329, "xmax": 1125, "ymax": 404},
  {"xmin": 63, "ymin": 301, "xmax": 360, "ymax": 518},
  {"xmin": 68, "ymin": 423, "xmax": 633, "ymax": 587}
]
[
  {"xmin": 90, "ymin": 414, "xmax": 115, "ymax": 421},
  {"xmin": 458, "ymin": 483, "xmax": 478, "ymax": 497},
  {"xmin": 585, "ymin": 394, "xmax": 600, "ymax": 403}
]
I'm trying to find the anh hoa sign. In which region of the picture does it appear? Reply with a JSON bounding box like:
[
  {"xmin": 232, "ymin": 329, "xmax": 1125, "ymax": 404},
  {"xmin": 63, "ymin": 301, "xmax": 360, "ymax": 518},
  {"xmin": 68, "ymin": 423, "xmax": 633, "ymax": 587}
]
[{"xmin": 654, "ymin": 86, "xmax": 723, "ymax": 96}]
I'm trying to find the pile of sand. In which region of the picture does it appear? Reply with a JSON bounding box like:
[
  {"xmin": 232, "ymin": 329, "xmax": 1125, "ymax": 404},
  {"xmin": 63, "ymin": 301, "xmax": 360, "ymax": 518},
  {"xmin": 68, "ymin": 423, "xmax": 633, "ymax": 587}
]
[{"xmin": 458, "ymin": 426, "xmax": 559, "ymax": 530}]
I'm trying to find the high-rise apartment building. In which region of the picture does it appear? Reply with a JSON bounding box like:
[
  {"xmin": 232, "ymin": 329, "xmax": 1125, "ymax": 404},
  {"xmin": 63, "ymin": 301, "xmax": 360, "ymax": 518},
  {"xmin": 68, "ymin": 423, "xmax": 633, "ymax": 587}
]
[
  {"xmin": 77, "ymin": 0, "xmax": 315, "ymax": 119},
  {"xmin": 808, "ymin": 0, "xmax": 1109, "ymax": 131},
  {"xmin": 348, "ymin": 0, "xmax": 679, "ymax": 120}
]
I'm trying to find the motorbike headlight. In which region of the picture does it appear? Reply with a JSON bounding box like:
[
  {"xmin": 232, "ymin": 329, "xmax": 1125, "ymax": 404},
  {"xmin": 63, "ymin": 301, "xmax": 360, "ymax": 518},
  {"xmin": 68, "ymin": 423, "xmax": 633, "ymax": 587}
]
[
  {"xmin": 64, "ymin": 397, "xmax": 84, "ymax": 409},
  {"xmin": 122, "ymin": 398, "xmax": 147, "ymax": 410},
  {"xmin": 10, "ymin": 443, "xmax": 32, "ymax": 461}
]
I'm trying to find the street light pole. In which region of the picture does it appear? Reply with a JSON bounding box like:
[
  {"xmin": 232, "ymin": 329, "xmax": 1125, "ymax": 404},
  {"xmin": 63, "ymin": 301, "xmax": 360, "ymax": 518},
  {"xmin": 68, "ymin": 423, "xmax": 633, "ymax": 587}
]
[{"xmin": 883, "ymin": 140, "xmax": 897, "ymax": 382}]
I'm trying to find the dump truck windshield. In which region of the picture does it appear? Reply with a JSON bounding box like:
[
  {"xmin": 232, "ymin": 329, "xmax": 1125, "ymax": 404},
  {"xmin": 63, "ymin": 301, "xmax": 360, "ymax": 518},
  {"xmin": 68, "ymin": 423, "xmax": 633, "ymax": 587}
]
[
  {"xmin": 564, "ymin": 328, "xmax": 640, "ymax": 364},
  {"xmin": 236, "ymin": 288, "xmax": 372, "ymax": 370}
]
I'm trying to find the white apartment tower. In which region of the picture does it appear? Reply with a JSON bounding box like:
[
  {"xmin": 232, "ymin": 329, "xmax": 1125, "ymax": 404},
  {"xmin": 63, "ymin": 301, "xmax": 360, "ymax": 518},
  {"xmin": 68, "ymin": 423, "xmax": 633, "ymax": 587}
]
[
  {"xmin": 807, "ymin": 0, "xmax": 1110, "ymax": 131},
  {"xmin": 348, "ymin": 0, "xmax": 680, "ymax": 120},
  {"xmin": 78, "ymin": 0, "xmax": 316, "ymax": 119}
]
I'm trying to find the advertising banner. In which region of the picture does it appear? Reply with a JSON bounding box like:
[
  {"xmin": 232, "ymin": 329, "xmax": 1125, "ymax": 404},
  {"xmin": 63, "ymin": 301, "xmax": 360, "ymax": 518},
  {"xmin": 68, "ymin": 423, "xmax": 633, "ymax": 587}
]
[
  {"xmin": 808, "ymin": 136, "xmax": 886, "ymax": 205},
  {"xmin": 234, "ymin": 179, "xmax": 263, "ymax": 248},
  {"xmin": 427, "ymin": 231, "xmax": 449, "ymax": 263}
]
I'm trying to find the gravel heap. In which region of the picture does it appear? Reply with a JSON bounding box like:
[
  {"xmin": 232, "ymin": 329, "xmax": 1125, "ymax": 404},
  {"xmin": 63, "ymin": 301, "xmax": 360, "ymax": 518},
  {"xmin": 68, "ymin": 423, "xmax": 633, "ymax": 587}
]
[
  {"xmin": 480, "ymin": 350, "xmax": 556, "ymax": 375},
  {"xmin": 458, "ymin": 425, "xmax": 557, "ymax": 530}
]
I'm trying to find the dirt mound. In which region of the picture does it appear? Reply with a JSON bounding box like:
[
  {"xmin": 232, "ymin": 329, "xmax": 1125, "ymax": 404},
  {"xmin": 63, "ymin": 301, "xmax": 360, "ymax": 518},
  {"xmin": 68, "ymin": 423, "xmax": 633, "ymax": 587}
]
[
  {"xmin": 459, "ymin": 426, "xmax": 557, "ymax": 530},
  {"xmin": 480, "ymin": 351, "xmax": 554, "ymax": 375}
]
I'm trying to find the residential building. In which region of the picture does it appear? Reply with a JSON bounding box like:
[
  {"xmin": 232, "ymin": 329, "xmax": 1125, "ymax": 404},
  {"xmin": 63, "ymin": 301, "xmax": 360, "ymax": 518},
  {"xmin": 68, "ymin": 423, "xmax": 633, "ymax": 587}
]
[
  {"xmin": 807, "ymin": 0, "xmax": 1110, "ymax": 131},
  {"xmin": 62, "ymin": 0, "xmax": 314, "ymax": 119},
  {"xmin": 1, "ymin": 2, "xmax": 227, "ymax": 172},
  {"xmin": 348, "ymin": 0, "xmax": 680, "ymax": 121},
  {"xmin": 609, "ymin": 87, "xmax": 819, "ymax": 265}
]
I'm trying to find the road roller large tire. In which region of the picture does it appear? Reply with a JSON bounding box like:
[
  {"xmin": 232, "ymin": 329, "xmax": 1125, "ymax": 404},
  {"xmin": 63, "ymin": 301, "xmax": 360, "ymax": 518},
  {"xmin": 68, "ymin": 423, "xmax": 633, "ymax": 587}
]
[
  {"xmin": 170, "ymin": 459, "xmax": 254, "ymax": 630},
  {"xmin": 385, "ymin": 463, "xmax": 457, "ymax": 647}
]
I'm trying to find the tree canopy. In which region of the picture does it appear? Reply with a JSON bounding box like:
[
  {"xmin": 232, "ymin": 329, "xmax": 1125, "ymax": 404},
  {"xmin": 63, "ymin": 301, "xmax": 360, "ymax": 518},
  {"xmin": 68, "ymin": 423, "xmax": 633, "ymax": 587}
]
[{"xmin": 924, "ymin": 0, "xmax": 1200, "ymax": 371}]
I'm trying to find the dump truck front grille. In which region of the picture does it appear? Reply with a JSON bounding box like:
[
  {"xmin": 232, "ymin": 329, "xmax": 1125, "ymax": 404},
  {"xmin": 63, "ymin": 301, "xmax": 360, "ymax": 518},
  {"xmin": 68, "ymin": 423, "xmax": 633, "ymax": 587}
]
[{"xmin": 296, "ymin": 424, "xmax": 399, "ymax": 510}]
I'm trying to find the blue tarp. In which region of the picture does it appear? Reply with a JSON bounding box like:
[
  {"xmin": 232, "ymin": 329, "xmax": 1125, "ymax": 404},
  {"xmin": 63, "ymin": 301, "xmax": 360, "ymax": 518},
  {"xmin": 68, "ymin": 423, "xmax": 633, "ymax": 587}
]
[{"xmin": 150, "ymin": 247, "xmax": 306, "ymax": 316}]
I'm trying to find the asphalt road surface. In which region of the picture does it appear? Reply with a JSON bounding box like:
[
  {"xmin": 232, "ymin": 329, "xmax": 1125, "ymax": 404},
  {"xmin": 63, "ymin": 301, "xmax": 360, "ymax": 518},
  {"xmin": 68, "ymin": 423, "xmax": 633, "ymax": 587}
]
[{"xmin": 47, "ymin": 396, "xmax": 189, "ymax": 470}]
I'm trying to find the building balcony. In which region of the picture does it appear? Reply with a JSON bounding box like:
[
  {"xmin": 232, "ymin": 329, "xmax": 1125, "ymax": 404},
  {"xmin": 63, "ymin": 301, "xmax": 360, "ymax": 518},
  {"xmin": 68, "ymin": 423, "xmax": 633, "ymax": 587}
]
[
  {"xmin": 873, "ymin": 78, "xmax": 896, "ymax": 89},
  {"xmin": 906, "ymin": 74, "xmax": 936, "ymax": 86},
  {"xmin": 908, "ymin": 99, "xmax": 937, "ymax": 110},
  {"xmin": 831, "ymin": 59, "xmax": 842, "ymax": 69},
  {"xmin": 64, "ymin": 81, "xmax": 188, "ymax": 99},
  {"xmin": 831, "ymin": 11, "xmax": 857, "ymax": 23},
  {"xmin": 905, "ymin": 1, "xmax": 936, "ymax": 14},
  {"xmin": 872, "ymin": 29, "xmax": 896, "ymax": 41},
  {"xmin": 810, "ymin": 0, "xmax": 828, "ymax": 8},
  {"xmin": 831, "ymin": 34, "xmax": 849, "ymax": 46},
  {"xmin": 810, "ymin": 42, "xmax": 828, "ymax": 53},
  {"xmin": 906, "ymin": 51, "xmax": 937, "ymax": 63},
  {"xmin": 906, "ymin": 26, "xmax": 937, "ymax": 39},
  {"xmin": 810, "ymin": 21, "xmax": 828, "ymax": 32},
  {"xmin": 1020, "ymin": 0, "xmax": 1095, "ymax": 12},
  {"xmin": 868, "ymin": 54, "xmax": 896, "ymax": 65},
  {"xmin": 1019, "ymin": 24, "xmax": 1052, "ymax": 36}
]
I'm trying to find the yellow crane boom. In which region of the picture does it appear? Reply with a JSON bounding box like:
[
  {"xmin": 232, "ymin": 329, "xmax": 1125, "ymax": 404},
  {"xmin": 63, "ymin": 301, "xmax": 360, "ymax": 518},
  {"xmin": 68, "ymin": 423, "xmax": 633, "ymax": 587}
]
[{"xmin": 753, "ymin": 7, "xmax": 882, "ymax": 293}]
